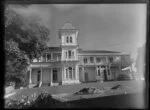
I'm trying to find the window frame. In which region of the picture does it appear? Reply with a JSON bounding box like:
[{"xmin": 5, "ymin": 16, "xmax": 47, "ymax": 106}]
[
  {"xmin": 90, "ymin": 57, "xmax": 94, "ymax": 63},
  {"xmin": 70, "ymin": 36, "xmax": 72, "ymax": 43},
  {"xmin": 96, "ymin": 57, "xmax": 101, "ymax": 63},
  {"xmin": 66, "ymin": 36, "xmax": 69, "ymax": 43},
  {"xmin": 68, "ymin": 50, "xmax": 72, "ymax": 59},
  {"xmin": 84, "ymin": 57, "xmax": 88, "ymax": 64}
]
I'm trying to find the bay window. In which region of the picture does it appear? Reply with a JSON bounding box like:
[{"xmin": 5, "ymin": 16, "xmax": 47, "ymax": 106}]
[
  {"xmin": 65, "ymin": 67, "xmax": 75, "ymax": 80},
  {"xmin": 68, "ymin": 50, "xmax": 72, "ymax": 59}
]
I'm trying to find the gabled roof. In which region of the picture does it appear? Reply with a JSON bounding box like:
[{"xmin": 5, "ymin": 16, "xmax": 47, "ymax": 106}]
[{"xmin": 60, "ymin": 22, "xmax": 76, "ymax": 29}]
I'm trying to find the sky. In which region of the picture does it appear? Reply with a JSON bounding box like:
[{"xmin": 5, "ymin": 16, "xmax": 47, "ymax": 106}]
[{"xmin": 9, "ymin": 4, "xmax": 146, "ymax": 61}]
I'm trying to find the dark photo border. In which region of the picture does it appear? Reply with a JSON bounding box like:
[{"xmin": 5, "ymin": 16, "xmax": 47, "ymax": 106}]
[{"xmin": 1, "ymin": 0, "xmax": 149, "ymax": 109}]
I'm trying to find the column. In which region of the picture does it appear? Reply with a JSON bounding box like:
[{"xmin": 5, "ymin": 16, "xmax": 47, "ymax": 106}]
[
  {"xmin": 82, "ymin": 67, "xmax": 85, "ymax": 82},
  {"xmin": 51, "ymin": 52, "xmax": 53, "ymax": 61},
  {"xmin": 95, "ymin": 66, "xmax": 97, "ymax": 81},
  {"xmin": 50, "ymin": 68, "xmax": 53, "ymax": 86},
  {"xmin": 39, "ymin": 67, "xmax": 43, "ymax": 87},
  {"xmin": 46, "ymin": 53, "xmax": 47, "ymax": 62},
  {"xmin": 75, "ymin": 65, "xmax": 77, "ymax": 80},
  {"xmin": 106, "ymin": 56, "xmax": 109, "ymax": 63},
  {"xmin": 29, "ymin": 68, "xmax": 32, "ymax": 84},
  {"xmin": 61, "ymin": 67, "xmax": 64, "ymax": 82}
]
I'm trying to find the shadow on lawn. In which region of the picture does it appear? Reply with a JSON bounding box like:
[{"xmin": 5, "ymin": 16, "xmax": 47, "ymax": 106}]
[
  {"xmin": 64, "ymin": 92, "xmax": 146, "ymax": 108},
  {"xmin": 5, "ymin": 92, "xmax": 146, "ymax": 108}
]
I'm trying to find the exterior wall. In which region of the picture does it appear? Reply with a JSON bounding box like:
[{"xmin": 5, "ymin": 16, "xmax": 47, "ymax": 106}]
[
  {"xmin": 32, "ymin": 68, "xmax": 40, "ymax": 84},
  {"xmin": 61, "ymin": 31, "xmax": 78, "ymax": 45},
  {"xmin": 61, "ymin": 48, "xmax": 78, "ymax": 61},
  {"xmin": 84, "ymin": 67, "xmax": 97, "ymax": 82},
  {"xmin": 42, "ymin": 68, "xmax": 51, "ymax": 84},
  {"xmin": 30, "ymin": 23, "xmax": 132, "ymax": 86},
  {"xmin": 79, "ymin": 67, "xmax": 84, "ymax": 82},
  {"xmin": 110, "ymin": 65, "xmax": 121, "ymax": 79}
]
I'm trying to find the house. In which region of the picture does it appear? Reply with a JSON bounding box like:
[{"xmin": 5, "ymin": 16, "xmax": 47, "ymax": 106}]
[{"xmin": 29, "ymin": 22, "xmax": 131, "ymax": 87}]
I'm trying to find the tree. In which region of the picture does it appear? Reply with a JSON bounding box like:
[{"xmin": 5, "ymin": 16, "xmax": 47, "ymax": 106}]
[
  {"xmin": 135, "ymin": 44, "xmax": 146, "ymax": 79},
  {"xmin": 5, "ymin": 5, "xmax": 50, "ymax": 86}
]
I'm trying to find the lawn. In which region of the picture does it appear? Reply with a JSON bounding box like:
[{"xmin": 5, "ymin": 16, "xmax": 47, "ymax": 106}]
[{"xmin": 6, "ymin": 80, "xmax": 145, "ymax": 101}]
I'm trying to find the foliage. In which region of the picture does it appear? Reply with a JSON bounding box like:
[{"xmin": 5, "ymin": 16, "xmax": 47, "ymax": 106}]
[
  {"xmin": 135, "ymin": 44, "xmax": 145, "ymax": 77},
  {"xmin": 5, "ymin": 92, "xmax": 61, "ymax": 108},
  {"xmin": 4, "ymin": 5, "xmax": 50, "ymax": 86}
]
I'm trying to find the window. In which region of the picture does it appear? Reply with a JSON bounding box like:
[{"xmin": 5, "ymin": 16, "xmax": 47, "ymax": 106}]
[
  {"xmin": 98, "ymin": 70, "xmax": 100, "ymax": 76},
  {"xmin": 66, "ymin": 69, "xmax": 68, "ymax": 79},
  {"xmin": 84, "ymin": 58, "xmax": 87, "ymax": 64},
  {"xmin": 70, "ymin": 36, "xmax": 72, "ymax": 43},
  {"xmin": 69, "ymin": 67, "xmax": 73, "ymax": 79},
  {"xmin": 71, "ymin": 51, "xmax": 74, "ymax": 59},
  {"xmin": 53, "ymin": 70, "xmax": 57, "ymax": 82},
  {"xmin": 90, "ymin": 57, "xmax": 94, "ymax": 63},
  {"xmin": 66, "ymin": 36, "xmax": 69, "ymax": 43},
  {"xmin": 96, "ymin": 57, "xmax": 101, "ymax": 63},
  {"xmin": 65, "ymin": 51, "xmax": 68, "ymax": 58},
  {"xmin": 47, "ymin": 53, "xmax": 51, "ymax": 61},
  {"xmin": 37, "ymin": 71, "xmax": 41, "ymax": 81},
  {"xmin": 108, "ymin": 70, "xmax": 110, "ymax": 76},
  {"xmin": 109, "ymin": 57, "xmax": 113, "ymax": 63},
  {"xmin": 66, "ymin": 67, "xmax": 74, "ymax": 80},
  {"xmin": 68, "ymin": 50, "xmax": 72, "ymax": 59},
  {"xmin": 73, "ymin": 68, "xmax": 75, "ymax": 79}
]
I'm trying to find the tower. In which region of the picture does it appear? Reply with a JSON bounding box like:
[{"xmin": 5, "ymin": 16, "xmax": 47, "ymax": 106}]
[{"xmin": 59, "ymin": 22, "xmax": 79, "ymax": 61}]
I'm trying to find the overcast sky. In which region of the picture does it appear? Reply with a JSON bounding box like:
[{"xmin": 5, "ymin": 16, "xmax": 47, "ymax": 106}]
[{"xmin": 9, "ymin": 4, "xmax": 146, "ymax": 60}]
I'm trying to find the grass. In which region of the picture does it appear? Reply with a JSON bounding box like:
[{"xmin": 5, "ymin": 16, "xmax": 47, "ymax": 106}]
[{"xmin": 6, "ymin": 80, "xmax": 145, "ymax": 101}]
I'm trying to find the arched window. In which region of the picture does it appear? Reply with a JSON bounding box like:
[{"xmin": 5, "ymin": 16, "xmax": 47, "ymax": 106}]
[
  {"xmin": 70, "ymin": 36, "xmax": 72, "ymax": 43},
  {"xmin": 66, "ymin": 36, "xmax": 69, "ymax": 43},
  {"xmin": 68, "ymin": 67, "xmax": 73, "ymax": 79},
  {"xmin": 98, "ymin": 70, "xmax": 100, "ymax": 76},
  {"xmin": 66, "ymin": 68, "xmax": 68, "ymax": 79},
  {"xmin": 71, "ymin": 51, "xmax": 74, "ymax": 59},
  {"xmin": 65, "ymin": 51, "xmax": 68, "ymax": 59}
]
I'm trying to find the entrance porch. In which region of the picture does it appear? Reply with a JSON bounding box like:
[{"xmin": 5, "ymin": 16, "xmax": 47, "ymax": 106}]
[{"xmin": 29, "ymin": 65, "xmax": 80, "ymax": 87}]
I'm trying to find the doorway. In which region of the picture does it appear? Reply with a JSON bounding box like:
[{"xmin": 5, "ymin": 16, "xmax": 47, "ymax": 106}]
[
  {"xmin": 84, "ymin": 72, "xmax": 89, "ymax": 82},
  {"xmin": 37, "ymin": 70, "xmax": 41, "ymax": 83},
  {"xmin": 103, "ymin": 69, "xmax": 107, "ymax": 81},
  {"xmin": 53, "ymin": 69, "xmax": 58, "ymax": 82}
]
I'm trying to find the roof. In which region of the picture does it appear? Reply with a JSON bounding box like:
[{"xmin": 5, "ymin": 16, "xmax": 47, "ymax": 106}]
[
  {"xmin": 46, "ymin": 47, "xmax": 61, "ymax": 52},
  {"xmin": 60, "ymin": 22, "xmax": 76, "ymax": 29},
  {"xmin": 78, "ymin": 49, "xmax": 120, "ymax": 54}
]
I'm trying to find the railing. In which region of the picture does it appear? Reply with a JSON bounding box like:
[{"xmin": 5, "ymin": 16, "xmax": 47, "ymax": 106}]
[{"xmin": 79, "ymin": 60, "xmax": 131, "ymax": 65}]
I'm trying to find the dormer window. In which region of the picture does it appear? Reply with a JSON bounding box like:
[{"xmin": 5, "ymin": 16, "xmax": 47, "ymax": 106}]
[{"xmin": 70, "ymin": 36, "xmax": 72, "ymax": 43}]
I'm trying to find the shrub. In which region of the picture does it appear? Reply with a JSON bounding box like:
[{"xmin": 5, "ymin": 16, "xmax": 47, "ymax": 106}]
[{"xmin": 5, "ymin": 92, "xmax": 61, "ymax": 108}]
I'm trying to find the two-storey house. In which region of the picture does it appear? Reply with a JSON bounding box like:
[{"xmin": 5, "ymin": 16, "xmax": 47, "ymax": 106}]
[{"xmin": 29, "ymin": 22, "xmax": 131, "ymax": 87}]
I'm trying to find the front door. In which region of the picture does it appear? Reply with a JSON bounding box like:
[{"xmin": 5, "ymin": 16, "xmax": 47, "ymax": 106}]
[
  {"xmin": 37, "ymin": 70, "xmax": 41, "ymax": 83},
  {"xmin": 84, "ymin": 72, "xmax": 89, "ymax": 82},
  {"xmin": 53, "ymin": 70, "xmax": 57, "ymax": 83},
  {"xmin": 103, "ymin": 69, "xmax": 107, "ymax": 81}
]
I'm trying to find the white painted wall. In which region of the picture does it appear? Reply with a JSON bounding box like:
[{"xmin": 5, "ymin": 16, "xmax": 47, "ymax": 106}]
[
  {"xmin": 42, "ymin": 68, "xmax": 51, "ymax": 84},
  {"xmin": 31, "ymin": 68, "xmax": 40, "ymax": 84},
  {"xmin": 84, "ymin": 67, "xmax": 97, "ymax": 82},
  {"xmin": 79, "ymin": 67, "xmax": 84, "ymax": 82}
]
